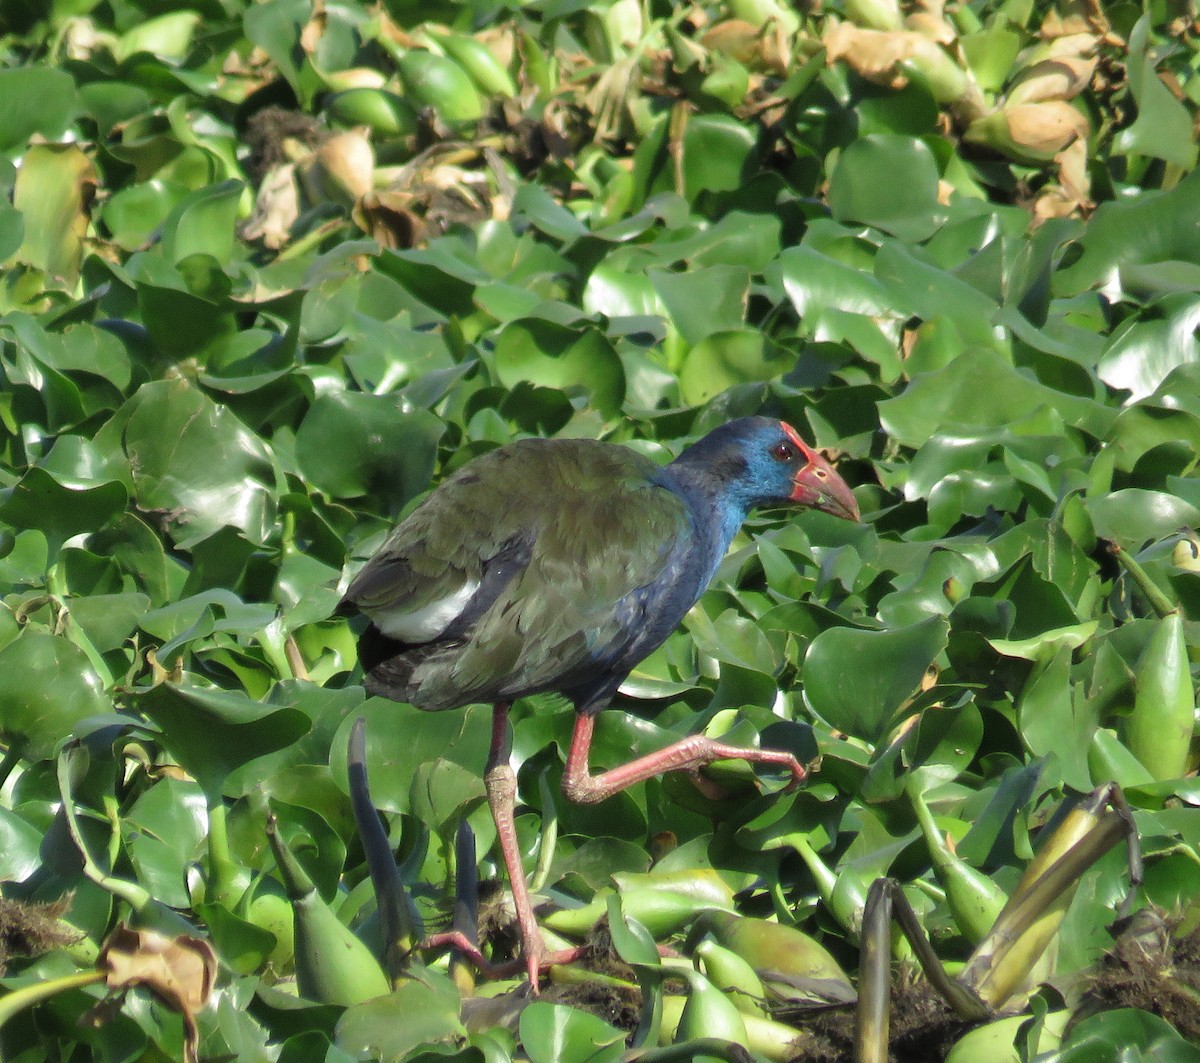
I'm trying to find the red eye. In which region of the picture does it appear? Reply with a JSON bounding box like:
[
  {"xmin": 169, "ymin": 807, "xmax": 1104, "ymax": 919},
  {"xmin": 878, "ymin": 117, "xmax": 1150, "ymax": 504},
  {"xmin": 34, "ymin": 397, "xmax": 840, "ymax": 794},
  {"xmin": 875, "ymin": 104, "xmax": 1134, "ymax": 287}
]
[{"xmin": 771, "ymin": 443, "xmax": 795, "ymax": 462}]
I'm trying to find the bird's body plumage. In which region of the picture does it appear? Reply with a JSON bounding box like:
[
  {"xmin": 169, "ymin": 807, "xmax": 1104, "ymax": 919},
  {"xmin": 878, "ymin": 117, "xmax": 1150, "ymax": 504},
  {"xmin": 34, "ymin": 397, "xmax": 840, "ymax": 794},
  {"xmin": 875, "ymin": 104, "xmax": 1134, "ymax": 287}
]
[{"xmin": 347, "ymin": 430, "xmax": 753, "ymax": 715}]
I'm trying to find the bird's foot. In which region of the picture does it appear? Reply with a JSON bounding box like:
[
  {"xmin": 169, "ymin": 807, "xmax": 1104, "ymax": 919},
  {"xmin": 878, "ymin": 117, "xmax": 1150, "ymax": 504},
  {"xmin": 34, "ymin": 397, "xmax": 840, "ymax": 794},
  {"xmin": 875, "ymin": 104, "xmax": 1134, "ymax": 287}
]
[
  {"xmin": 418, "ymin": 930, "xmax": 499, "ymax": 980},
  {"xmin": 419, "ymin": 930, "xmax": 585, "ymax": 994},
  {"xmin": 520, "ymin": 945, "xmax": 589, "ymax": 994},
  {"xmin": 792, "ymin": 754, "xmax": 822, "ymax": 792}
]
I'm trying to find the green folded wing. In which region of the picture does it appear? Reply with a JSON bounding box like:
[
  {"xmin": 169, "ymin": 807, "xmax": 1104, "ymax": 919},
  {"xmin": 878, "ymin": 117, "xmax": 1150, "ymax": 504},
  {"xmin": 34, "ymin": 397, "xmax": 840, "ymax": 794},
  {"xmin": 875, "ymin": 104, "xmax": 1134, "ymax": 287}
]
[{"xmin": 346, "ymin": 438, "xmax": 694, "ymax": 706}]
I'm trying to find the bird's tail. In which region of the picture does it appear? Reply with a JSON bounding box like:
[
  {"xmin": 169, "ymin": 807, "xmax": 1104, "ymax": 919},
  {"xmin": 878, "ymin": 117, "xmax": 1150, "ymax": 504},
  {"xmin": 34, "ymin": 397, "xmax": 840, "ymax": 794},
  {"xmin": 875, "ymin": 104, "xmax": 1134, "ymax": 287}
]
[{"xmin": 356, "ymin": 624, "xmax": 464, "ymax": 709}]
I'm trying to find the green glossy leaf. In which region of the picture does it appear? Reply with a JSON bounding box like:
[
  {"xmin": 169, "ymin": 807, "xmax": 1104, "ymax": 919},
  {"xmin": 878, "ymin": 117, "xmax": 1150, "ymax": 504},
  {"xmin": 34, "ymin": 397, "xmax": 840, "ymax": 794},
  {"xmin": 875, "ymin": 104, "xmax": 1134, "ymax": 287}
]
[
  {"xmin": 880, "ymin": 348, "xmax": 1112, "ymax": 446},
  {"xmin": 875, "ymin": 242, "xmax": 1002, "ymax": 351},
  {"xmin": 960, "ymin": 24, "xmax": 1023, "ymax": 93},
  {"xmin": 410, "ymin": 758, "xmax": 486, "ymax": 838},
  {"xmin": 678, "ymin": 330, "xmax": 792, "ymax": 405},
  {"xmin": 1113, "ymin": 16, "xmax": 1198, "ymax": 168},
  {"xmin": 0, "ymin": 466, "xmax": 127, "ymax": 555},
  {"xmin": 243, "ymin": 0, "xmax": 321, "ymax": 107},
  {"xmin": 101, "ymin": 180, "xmax": 190, "ymax": 251},
  {"xmin": 989, "ymin": 621, "xmax": 1098, "ymax": 661},
  {"xmin": 123, "ymin": 378, "xmax": 276, "ymax": 547},
  {"xmin": 519, "ymin": 1002, "xmax": 625, "ymax": 1063},
  {"xmin": 1055, "ymin": 168, "xmax": 1200, "ymax": 297},
  {"xmin": 1098, "ymin": 300, "xmax": 1200, "ymax": 403},
  {"xmin": 675, "ymin": 114, "xmax": 760, "ymax": 199},
  {"xmin": 270, "ymin": 798, "xmax": 347, "ymax": 901},
  {"xmin": 0, "ymin": 67, "xmax": 78, "ymax": 155},
  {"xmin": 803, "ymin": 617, "xmax": 948, "ymax": 743},
  {"xmin": 86, "ymin": 514, "xmax": 181, "ymax": 606},
  {"xmin": 41, "ymin": 324, "xmax": 133, "ymax": 393},
  {"xmin": 1017, "ymin": 646, "xmax": 1094, "ymax": 792},
  {"xmin": 67, "ymin": 594, "xmax": 149, "ymax": 657},
  {"xmin": 124, "ymin": 775, "xmax": 207, "ymax": 908},
  {"xmin": 136, "ymin": 682, "xmax": 311, "ymax": 792},
  {"xmin": 1040, "ymin": 1008, "xmax": 1200, "ymax": 1063},
  {"xmin": 1088, "ymin": 490, "xmax": 1200, "ymax": 546},
  {"xmin": 829, "ymin": 135, "xmax": 944, "ymax": 242},
  {"xmin": 114, "ymin": 10, "xmax": 201, "ymax": 63},
  {"xmin": 78, "ymin": 80, "xmax": 154, "ymax": 139},
  {"xmin": 0, "ymin": 806, "xmax": 47, "ymax": 880},
  {"xmin": 330, "ymin": 702, "xmax": 494, "ymax": 815},
  {"xmin": 0, "ymin": 202, "xmax": 23, "ymax": 261},
  {"xmin": 650, "ymin": 265, "xmax": 750, "ymax": 345},
  {"xmin": 11, "ymin": 143, "xmax": 94, "ymax": 286},
  {"xmin": 295, "ymin": 392, "xmax": 443, "ymax": 510},
  {"xmin": 774, "ymin": 245, "xmax": 895, "ymax": 318},
  {"xmin": 0, "ymin": 633, "xmax": 110, "ymax": 760},
  {"xmin": 197, "ymin": 900, "xmax": 280, "ymax": 976},
  {"xmin": 493, "ymin": 319, "xmax": 625, "ymax": 417},
  {"xmin": 135, "ymin": 274, "xmax": 238, "ymax": 360},
  {"xmin": 160, "ymin": 180, "xmax": 244, "ymax": 265},
  {"xmin": 335, "ymin": 978, "xmax": 466, "ymax": 1060}
]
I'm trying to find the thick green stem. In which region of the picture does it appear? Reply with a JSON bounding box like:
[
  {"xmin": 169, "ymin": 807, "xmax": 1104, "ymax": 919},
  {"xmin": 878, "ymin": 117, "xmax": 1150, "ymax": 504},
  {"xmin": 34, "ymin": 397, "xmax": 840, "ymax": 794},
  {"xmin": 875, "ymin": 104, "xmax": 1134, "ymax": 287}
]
[
  {"xmin": 45, "ymin": 564, "xmax": 68, "ymax": 600},
  {"xmin": 791, "ymin": 834, "xmax": 837, "ymax": 902},
  {"xmin": 1108, "ymin": 542, "xmax": 1178, "ymax": 619},
  {"xmin": 0, "ymin": 969, "xmax": 106, "ymax": 1043},
  {"xmin": 529, "ymin": 771, "xmax": 559, "ymax": 893},
  {"xmin": 57, "ymin": 747, "xmax": 153, "ymax": 914},
  {"xmin": 768, "ymin": 877, "xmax": 796, "ymax": 926},
  {"xmin": 257, "ymin": 618, "xmax": 294, "ymax": 681},
  {"xmin": 205, "ymin": 797, "xmax": 243, "ymax": 908},
  {"xmin": 909, "ymin": 779, "xmax": 1007, "ymax": 945}
]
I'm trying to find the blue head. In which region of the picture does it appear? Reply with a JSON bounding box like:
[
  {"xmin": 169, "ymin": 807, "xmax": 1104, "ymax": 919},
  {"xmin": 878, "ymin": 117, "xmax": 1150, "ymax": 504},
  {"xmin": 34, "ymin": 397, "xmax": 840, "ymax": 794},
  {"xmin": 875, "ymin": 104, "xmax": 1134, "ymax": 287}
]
[{"xmin": 671, "ymin": 417, "xmax": 859, "ymax": 523}]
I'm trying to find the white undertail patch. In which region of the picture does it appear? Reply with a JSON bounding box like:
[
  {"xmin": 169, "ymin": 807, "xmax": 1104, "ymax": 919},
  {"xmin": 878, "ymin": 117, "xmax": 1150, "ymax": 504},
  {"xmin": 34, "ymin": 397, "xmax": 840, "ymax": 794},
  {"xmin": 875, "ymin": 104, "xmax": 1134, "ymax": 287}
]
[{"xmin": 369, "ymin": 580, "xmax": 481, "ymax": 642}]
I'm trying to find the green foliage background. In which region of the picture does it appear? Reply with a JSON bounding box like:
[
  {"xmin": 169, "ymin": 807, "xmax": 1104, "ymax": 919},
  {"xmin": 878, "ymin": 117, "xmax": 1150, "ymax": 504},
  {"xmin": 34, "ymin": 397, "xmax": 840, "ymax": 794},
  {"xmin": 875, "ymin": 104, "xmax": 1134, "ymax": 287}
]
[{"xmin": 1, "ymin": 0, "xmax": 1199, "ymax": 1059}]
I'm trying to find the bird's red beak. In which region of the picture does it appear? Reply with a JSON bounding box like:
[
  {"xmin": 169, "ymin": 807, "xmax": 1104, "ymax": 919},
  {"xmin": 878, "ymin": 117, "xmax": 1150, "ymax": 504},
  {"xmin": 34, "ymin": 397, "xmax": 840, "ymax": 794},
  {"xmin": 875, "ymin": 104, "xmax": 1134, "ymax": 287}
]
[{"xmin": 783, "ymin": 427, "xmax": 860, "ymax": 522}]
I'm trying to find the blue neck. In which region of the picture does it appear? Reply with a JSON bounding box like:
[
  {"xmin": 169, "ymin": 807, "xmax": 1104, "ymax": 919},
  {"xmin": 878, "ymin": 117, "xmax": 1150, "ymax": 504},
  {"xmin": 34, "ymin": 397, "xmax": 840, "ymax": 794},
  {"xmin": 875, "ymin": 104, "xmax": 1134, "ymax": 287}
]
[{"xmin": 659, "ymin": 463, "xmax": 751, "ymax": 589}]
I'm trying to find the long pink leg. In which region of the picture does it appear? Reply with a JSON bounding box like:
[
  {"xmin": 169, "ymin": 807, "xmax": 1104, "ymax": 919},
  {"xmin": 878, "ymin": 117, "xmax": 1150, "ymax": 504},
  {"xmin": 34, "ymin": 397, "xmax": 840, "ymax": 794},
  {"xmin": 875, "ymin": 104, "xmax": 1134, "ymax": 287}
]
[
  {"xmin": 481, "ymin": 703, "xmax": 582, "ymax": 992},
  {"xmin": 562, "ymin": 713, "xmax": 806, "ymax": 805}
]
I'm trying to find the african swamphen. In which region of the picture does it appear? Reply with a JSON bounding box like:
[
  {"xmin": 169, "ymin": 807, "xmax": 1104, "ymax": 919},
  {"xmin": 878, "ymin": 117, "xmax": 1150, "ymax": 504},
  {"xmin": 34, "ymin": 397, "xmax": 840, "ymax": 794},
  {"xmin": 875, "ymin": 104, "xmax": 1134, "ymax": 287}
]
[{"xmin": 339, "ymin": 417, "xmax": 859, "ymax": 989}]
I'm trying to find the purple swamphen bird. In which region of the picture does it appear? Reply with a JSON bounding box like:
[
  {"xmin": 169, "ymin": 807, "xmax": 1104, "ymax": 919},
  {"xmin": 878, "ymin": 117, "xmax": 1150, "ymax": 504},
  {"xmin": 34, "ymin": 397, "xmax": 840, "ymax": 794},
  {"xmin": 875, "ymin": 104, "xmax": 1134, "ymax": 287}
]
[{"xmin": 339, "ymin": 417, "xmax": 859, "ymax": 990}]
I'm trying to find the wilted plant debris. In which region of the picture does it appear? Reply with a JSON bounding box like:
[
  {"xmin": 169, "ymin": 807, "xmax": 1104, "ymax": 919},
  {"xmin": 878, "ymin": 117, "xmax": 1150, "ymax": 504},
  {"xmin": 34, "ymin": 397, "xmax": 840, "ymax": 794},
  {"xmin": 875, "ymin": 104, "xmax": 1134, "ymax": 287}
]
[
  {"xmin": 784, "ymin": 976, "xmax": 969, "ymax": 1063},
  {"xmin": 542, "ymin": 975, "xmax": 643, "ymax": 1035},
  {"xmin": 0, "ymin": 895, "xmax": 79, "ymax": 974},
  {"xmin": 542, "ymin": 919, "xmax": 643, "ymax": 1035},
  {"xmin": 475, "ymin": 877, "xmax": 521, "ymax": 964},
  {"xmin": 241, "ymin": 106, "xmax": 327, "ymax": 185},
  {"xmin": 579, "ymin": 920, "xmax": 639, "ymax": 983},
  {"xmin": 1073, "ymin": 907, "xmax": 1200, "ymax": 1043}
]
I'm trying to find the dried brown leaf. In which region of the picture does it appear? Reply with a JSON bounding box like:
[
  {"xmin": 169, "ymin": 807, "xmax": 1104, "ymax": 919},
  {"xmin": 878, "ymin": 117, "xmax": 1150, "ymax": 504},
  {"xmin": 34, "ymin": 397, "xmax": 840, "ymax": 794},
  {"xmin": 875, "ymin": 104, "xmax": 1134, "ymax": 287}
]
[
  {"xmin": 242, "ymin": 163, "xmax": 300, "ymax": 249},
  {"xmin": 823, "ymin": 20, "xmax": 967, "ymax": 103},
  {"xmin": 1005, "ymin": 100, "xmax": 1089, "ymax": 156},
  {"xmin": 100, "ymin": 926, "xmax": 217, "ymax": 1063},
  {"xmin": 300, "ymin": 130, "xmax": 375, "ymax": 206},
  {"xmin": 1007, "ymin": 55, "xmax": 1097, "ymax": 105},
  {"xmin": 352, "ymin": 190, "xmax": 424, "ymax": 249}
]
